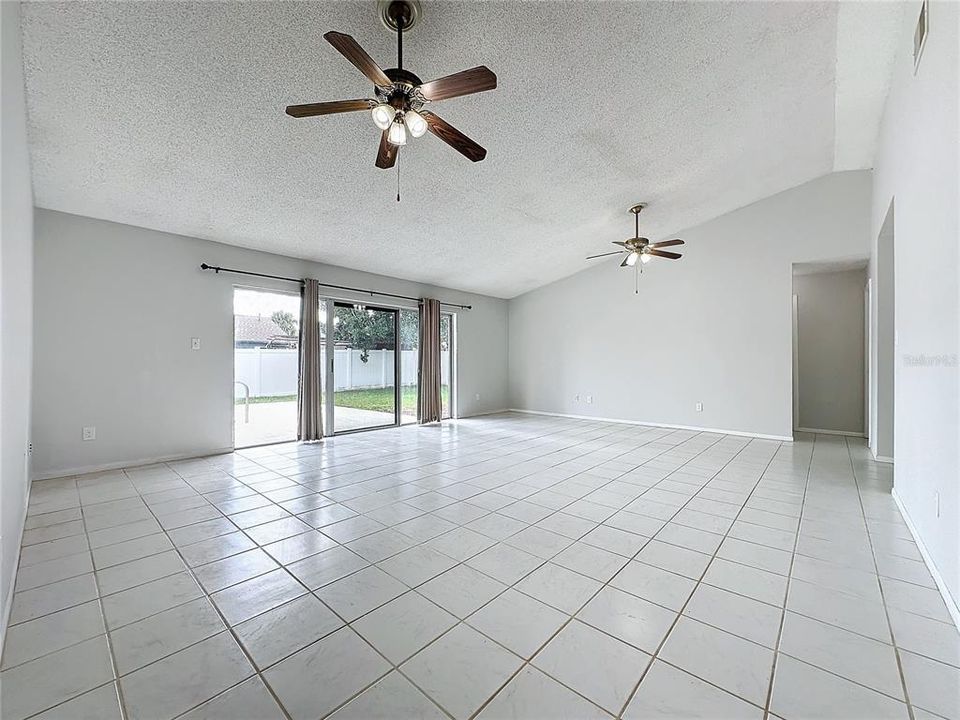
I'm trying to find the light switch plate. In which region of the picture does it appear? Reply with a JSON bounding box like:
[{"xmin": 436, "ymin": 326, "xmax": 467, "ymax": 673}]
[
  {"xmin": 191, "ymin": 337, "xmax": 201, "ymax": 350},
  {"xmin": 82, "ymin": 426, "xmax": 96, "ymax": 441}
]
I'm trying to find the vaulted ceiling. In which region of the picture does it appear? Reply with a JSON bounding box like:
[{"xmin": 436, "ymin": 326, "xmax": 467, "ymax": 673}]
[{"xmin": 19, "ymin": 1, "xmax": 901, "ymax": 297}]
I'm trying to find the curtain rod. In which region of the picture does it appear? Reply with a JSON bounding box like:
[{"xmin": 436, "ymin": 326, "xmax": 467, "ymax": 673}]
[{"xmin": 199, "ymin": 263, "xmax": 472, "ymax": 310}]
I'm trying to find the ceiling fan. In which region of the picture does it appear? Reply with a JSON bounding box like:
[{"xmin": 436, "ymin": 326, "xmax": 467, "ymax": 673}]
[
  {"xmin": 587, "ymin": 203, "xmax": 684, "ymax": 267},
  {"xmin": 285, "ymin": 0, "xmax": 497, "ymax": 174},
  {"xmin": 586, "ymin": 204, "xmax": 684, "ymax": 292}
]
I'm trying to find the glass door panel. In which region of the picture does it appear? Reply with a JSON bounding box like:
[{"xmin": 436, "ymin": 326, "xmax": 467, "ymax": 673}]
[
  {"xmin": 441, "ymin": 313, "xmax": 454, "ymax": 419},
  {"xmin": 233, "ymin": 287, "xmax": 301, "ymax": 447},
  {"xmin": 399, "ymin": 309, "xmax": 419, "ymax": 424},
  {"xmin": 333, "ymin": 303, "xmax": 398, "ymax": 432}
]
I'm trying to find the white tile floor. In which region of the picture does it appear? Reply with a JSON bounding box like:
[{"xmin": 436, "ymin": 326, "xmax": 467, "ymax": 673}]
[{"xmin": 3, "ymin": 413, "xmax": 958, "ymax": 720}]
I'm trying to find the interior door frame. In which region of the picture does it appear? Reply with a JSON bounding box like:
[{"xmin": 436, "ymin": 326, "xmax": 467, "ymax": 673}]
[{"xmin": 326, "ymin": 300, "xmax": 401, "ymax": 436}]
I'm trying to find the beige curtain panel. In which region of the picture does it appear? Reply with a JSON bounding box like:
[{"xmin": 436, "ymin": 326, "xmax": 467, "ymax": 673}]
[
  {"xmin": 297, "ymin": 278, "xmax": 323, "ymax": 441},
  {"xmin": 418, "ymin": 298, "xmax": 442, "ymax": 424}
]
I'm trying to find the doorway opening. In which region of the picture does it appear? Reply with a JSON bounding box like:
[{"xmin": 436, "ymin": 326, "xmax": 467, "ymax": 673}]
[
  {"xmin": 792, "ymin": 261, "xmax": 869, "ymax": 436},
  {"xmin": 330, "ymin": 302, "xmax": 400, "ymax": 433},
  {"xmin": 233, "ymin": 287, "xmax": 302, "ymax": 448}
]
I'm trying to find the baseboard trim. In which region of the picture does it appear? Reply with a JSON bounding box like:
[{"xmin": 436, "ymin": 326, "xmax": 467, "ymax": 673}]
[
  {"xmin": 507, "ymin": 409, "xmax": 794, "ymax": 442},
  {"xmin": 796, "ymin": 427, "xmax": 866, "ymax": 438},
  {"xmin": 871, "ymin": 447, "xmax": 895, "ymax": 464},
  {"xmin": 1, "ymin": 477, "xmax": 32, "ymax": 656},
  {"xmin": 892, "ymin": 488, "xmax": 960, "ymax": 631},
  {"xmin": 32, "ymin": 447, "xmax": 235, "ymax": 482},
  {"xmin": 457, "ymin": 408, "xmax": 510, "ymax": 419}
]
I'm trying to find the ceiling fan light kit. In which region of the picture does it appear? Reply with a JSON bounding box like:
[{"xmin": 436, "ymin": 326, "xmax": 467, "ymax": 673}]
[
  {"xmin": 285, "ymin": 0, "xmax": 497, "ymax": 199},
  {"xmin": 585, "ymin": 203, "xmax": 686, "ymax": 293}
]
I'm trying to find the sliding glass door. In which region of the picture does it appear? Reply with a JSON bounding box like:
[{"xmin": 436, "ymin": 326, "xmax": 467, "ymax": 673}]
[
  {"xmin": 331, "ymin": 303, "xmax": 399, "ymax": 433},
  {"xmin": 233, "ymin": 288, "xmax": 453, "ymax": 442},
  {"xmin": 441, "ymin": 312, "xmax": 454, "ymax": 419},
  {"xmin": 400, "ymin": 309, "xmax": 419, "ymax": 424},
  {"xmin": 233, "ymin": 287, "xmax": 301, "ymax": 447}
]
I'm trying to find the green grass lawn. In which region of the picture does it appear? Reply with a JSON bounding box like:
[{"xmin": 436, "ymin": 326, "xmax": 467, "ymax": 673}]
[{"xmin": 237, "ymin": 385, "xmax": 450, "ymax": 417}]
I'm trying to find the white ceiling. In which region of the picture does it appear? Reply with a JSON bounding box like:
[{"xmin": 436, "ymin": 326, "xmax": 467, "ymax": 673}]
[{"xmin": 19, "ymin": 1, "xmax": 902, "ymax": 298}]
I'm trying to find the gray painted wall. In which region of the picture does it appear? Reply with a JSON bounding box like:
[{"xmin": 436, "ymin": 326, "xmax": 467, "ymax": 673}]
[
  {"xmin": 32, "ymin": 210, "xmax": 509, "ymax": 478},
  {"xmin": 875, "ymin": 204, "xmax": 895, "ymax": 458},
  {"xmin": 794, "ymin": 268, "xmax": 867, "ymax": 434},
  {"xmin": 1, "ymin": 0, "xmax": 35, "ymax": 643},
  {"xmin": 870, "ymin": 0, "xmax": 958, "ymax": 611},
  {"xmin": 508, "ymin": 171, "xmax": 872, "ymax": 440}
]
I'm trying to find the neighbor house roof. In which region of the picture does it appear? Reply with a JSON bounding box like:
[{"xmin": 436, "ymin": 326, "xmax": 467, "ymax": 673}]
[{"xmin": 235, "ymin": 315, "xmax": 287, "ymax": 344}]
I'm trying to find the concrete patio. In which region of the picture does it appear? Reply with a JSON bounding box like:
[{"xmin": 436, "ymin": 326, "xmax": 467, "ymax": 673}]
[{"xmin": 234, "ymin": 400, "xmax": 411, "ymax": 447}]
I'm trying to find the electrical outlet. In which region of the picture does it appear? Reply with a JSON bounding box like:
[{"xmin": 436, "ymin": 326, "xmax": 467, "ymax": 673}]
[
  {"xmin": 475, "ymin": 393, "xmax": 480, "ymax": 401},
  {"xmin": 574, "ymin": 394, "xmax": 580, "ymax": 403},
  {"xmin": 82, "ymin": 426, "xmax": 96, "ymax": 441},
  {"xmin": 191, "ymin": 337, "xmax": 201, "ymax": 350},
  {"xmin": 696, "ymin": 402, "xmax": 703, "ymax": 412},
  {"xmin": 585, "ymin": 394, "xmax": 593, "ymax": 405}
]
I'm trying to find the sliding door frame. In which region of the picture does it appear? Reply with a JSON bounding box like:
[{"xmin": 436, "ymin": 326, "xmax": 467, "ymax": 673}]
[
  {"xmin": 326, "ymin": 301, "xmax": 402, "ymax": 436},
  {"xmin": 232, "ymin": 283, "xmax": 303, "ymax": 449}
]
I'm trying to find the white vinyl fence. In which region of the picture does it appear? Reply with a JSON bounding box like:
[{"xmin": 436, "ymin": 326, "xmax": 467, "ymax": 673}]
[{"xmin": 235, "ymin": 348, "xmax": 449, "ymax": 397}]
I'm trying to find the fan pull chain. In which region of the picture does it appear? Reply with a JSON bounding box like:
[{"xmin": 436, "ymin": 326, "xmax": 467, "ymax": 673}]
[
  {"xmin": 396, "ymin": 155, "xmax": 401, "ymax": 202},
  {"xmin": 635, "ymin": 263, "xmax": 639, "ymax": 294}
]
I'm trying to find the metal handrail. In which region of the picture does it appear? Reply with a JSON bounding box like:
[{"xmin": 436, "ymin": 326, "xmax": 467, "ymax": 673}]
[{"xmin": 234, "ymin": 381, "xmax": 250, "ymax": 423}]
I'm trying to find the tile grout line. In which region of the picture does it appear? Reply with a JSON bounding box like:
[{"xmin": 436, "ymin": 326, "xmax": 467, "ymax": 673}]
[
  {"xmin": 845, "ymin": 436, "xmax": 917, "ymax": 720},
  {"xmin": 449, "ymin": 430, "xmax": 736, "ymax": 720},
  {"xmin": 759, "ymin": 430, "xmax": 816, "ymax": 720},
  {"xmin": 128, "ymin": 466, "xmax": 299, "ymax": 720},
  {"xmin": 615, "ymin": 436, "xmax": 787, "ymax": 718},
  {"xmin": 380, "ymin": 428, "xmax": 734, "ymax": 720}
]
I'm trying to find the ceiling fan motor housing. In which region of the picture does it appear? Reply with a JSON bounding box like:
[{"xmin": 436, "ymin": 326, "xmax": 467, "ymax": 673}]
[{"xmin": 377, "ymin": 69, "xmax": 425, "ymax": 117}]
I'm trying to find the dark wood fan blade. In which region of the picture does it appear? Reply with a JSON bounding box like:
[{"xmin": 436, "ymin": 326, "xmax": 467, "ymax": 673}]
[
  {"xmin": 647, "ymin": 249, "xmax": 682, "ymax": 260},
  {"xmin": 375, "ymin": 131, "xmax": 398, "ymax": 169},
  {"xmin": 286, "ymin": 99, "xmax": 371, "ymax": 118},
  {"xmin": 418, "ymin": 66, "xmax": 497, "ymax": 101},
  {"xmin": 620, "ymin": 256, "xmax": 631, "ymax": 267},
  {"xmin": 650, "ymin": 239, "xmax": 685, "ymax": 249},
  {"xmin": 324, "ymin": 31, "xmax": 392, "ymax": 87},
  {"xmin": 586, "ymin": 251, "xmax": 623, "ymax": 260},
  {"xmin": 422, "ymin": 112, "xmax": 486, "ymax": 162},
  {"xmin": 612, "ymin": 241, "xmax": 628, "ymax": 247}
]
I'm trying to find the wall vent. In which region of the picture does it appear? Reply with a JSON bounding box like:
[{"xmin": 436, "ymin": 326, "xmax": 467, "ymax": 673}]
[{"xmin": 913, "ymin": 0, "xmax": 929, "ymax": 73}]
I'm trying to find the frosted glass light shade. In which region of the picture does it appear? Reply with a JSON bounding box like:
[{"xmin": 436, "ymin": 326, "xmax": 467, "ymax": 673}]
[
  {"xmin": 404, "ymin": 110, "xmax": 428, "ymax": 138},
  {"xmin": 371, "ymin": 104, "xmax": 394, "ymax": 130},
  {"xmin": 387, "ymin": 119, "xmax": 407, "ymax": 146}
]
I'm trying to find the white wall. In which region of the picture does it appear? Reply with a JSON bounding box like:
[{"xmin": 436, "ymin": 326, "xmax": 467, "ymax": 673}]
[
  {"xmin": 32, "ymin": 209, "xmax": 509, "ymax": 478},
  {"xmin": 794, "ymin": 268, "xmax": 867, "ymax": 434},
  {"xmin": 508, "ymin": 171, "xmax": 872, "ymax": 439},
  {"xmin": 1, "ymin": 1, "xmax": 35, "ymax": 644},
  {"xmin": 870, "ymin": 0, "xmax": 959, "ymax": 610}
]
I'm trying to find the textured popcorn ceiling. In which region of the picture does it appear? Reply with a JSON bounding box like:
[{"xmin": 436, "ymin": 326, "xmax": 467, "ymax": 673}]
[{"xmin": 19, "ymin": 1, "xmax": 900, "ymax": 298}]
